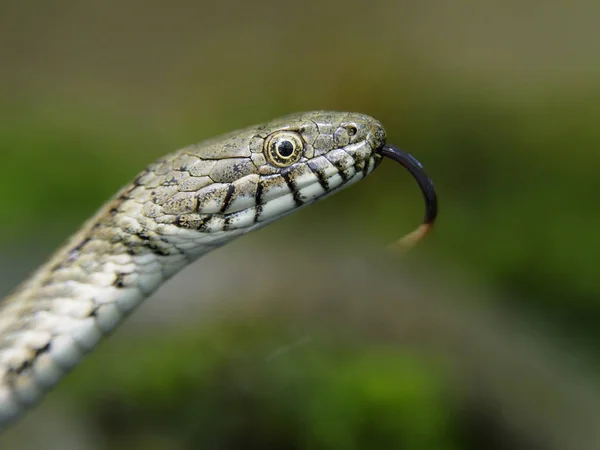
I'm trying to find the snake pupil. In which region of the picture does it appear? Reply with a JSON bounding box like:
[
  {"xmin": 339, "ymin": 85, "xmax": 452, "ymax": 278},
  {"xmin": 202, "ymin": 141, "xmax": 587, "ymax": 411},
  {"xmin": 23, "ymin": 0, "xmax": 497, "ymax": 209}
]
[{"xmin": 277, "ymin": 140, "xmax": 294, "ymax": 157}]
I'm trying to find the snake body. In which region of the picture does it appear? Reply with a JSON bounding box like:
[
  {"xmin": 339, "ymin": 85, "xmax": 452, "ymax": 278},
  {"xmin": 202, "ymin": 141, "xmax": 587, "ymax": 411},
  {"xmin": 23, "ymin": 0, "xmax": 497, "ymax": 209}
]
[{"xmin": 0, "ymin": 111, "xmax": 434, "ymax": 430}]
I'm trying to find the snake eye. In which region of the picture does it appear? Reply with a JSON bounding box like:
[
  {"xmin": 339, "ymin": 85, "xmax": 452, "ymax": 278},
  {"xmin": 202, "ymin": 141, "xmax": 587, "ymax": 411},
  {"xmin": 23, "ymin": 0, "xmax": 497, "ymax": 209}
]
[{"xmin": 264, "ymin": 131, "xmax": 304, "ymax": 167}]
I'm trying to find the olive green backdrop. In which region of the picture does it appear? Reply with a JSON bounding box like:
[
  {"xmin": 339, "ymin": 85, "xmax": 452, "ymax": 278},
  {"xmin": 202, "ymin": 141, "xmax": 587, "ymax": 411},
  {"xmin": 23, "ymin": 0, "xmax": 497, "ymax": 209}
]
[{"xmin": 1, "ymin": 1, "xmax": 599, "ymax": 449}]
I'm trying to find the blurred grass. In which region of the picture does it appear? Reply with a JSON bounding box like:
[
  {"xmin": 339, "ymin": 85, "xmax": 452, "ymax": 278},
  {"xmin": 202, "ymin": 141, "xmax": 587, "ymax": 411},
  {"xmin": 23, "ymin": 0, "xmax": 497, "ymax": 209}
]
[{"xmin": 61, "ymin": 321, "xmax": 454, "ymax": 450}]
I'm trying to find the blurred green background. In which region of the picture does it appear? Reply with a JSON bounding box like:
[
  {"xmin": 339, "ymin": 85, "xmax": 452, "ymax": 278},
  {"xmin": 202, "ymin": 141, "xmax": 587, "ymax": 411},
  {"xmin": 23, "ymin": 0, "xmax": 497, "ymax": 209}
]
[{"xmin": 1, "ymin": 0, "xmax": 600, "ymax": 448}]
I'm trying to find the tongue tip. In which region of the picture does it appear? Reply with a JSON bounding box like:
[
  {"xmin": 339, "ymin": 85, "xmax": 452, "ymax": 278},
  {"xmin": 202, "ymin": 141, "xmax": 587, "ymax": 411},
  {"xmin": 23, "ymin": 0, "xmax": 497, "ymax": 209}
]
[{"xmin": 387, "ymin": 223, "xmax": 433, "ymax": 253}]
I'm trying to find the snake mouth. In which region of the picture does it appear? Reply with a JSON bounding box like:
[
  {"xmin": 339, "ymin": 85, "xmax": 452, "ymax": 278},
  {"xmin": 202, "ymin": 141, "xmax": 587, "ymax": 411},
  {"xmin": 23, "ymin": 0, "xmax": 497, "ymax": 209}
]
[{"xmin": 379, "ymin": 144, "xmax": 438, "ymax": 228}]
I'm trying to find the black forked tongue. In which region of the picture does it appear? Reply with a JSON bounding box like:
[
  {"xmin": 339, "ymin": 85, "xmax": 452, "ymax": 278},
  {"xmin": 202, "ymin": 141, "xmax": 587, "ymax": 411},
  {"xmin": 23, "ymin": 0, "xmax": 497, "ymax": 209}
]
[{"xmin": 380, "ymin": 144, "xmax": 438, "ymax": 251}]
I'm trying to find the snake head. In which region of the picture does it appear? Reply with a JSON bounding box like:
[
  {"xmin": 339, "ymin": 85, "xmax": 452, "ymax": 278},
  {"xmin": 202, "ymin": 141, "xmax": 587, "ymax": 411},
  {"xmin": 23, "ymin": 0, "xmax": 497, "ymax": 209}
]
[
  {"xmin": 243, "ymin": 111, "xmax": 387, "ymax": 222},
  {"xmin": 138, "ymin": 112, "xmax": 385, "ymax": 246}
]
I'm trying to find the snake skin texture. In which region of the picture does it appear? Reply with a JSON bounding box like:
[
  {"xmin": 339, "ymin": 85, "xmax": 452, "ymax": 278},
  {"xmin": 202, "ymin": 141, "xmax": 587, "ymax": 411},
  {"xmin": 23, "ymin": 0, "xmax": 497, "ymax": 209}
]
[{"xmin": 0, "ymin": 111, "xmax": 386, "ymax": 430}]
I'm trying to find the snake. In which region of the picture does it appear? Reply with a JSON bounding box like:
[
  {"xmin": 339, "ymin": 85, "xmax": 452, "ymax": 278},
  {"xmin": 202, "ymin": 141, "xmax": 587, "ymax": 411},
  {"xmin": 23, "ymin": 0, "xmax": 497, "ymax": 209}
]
[{"xmin": 0, "ymin": 111, "xmax": 437, "ymax": 431}]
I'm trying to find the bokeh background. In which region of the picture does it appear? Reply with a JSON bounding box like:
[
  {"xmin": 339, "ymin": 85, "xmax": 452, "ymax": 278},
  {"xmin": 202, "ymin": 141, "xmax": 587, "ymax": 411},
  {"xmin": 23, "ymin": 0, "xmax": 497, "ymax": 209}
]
[{"xmin": 1, "ymin": 1, "xmax": 600, "ymax": 449}]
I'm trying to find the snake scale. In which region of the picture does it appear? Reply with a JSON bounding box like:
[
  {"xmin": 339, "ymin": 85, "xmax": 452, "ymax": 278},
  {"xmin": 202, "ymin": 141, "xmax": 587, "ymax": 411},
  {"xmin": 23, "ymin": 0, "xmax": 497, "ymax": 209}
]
[{"xmin": 0, "ymin": 111, "xmax": 437, "ymax": 431}]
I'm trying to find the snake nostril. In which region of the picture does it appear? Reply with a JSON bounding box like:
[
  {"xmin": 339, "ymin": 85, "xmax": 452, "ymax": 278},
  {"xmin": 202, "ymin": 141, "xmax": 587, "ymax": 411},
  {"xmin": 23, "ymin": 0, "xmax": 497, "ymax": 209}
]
[
  {"xmin": 368, "ymin": 122, "xmax": 386, "ymax": 149},
  {"xmin": 347, "ymin": 125, "xmax": 357, "ymax": 136}
]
